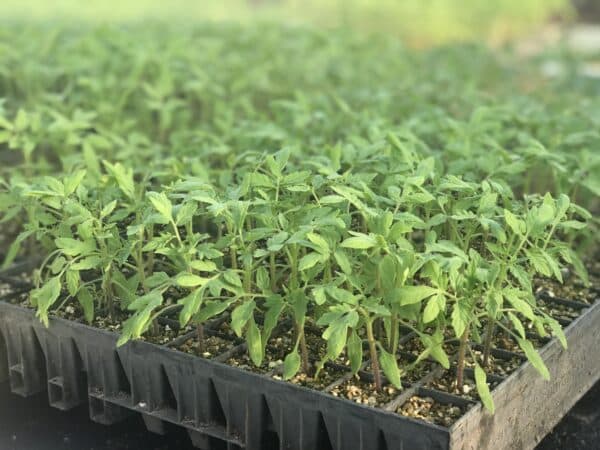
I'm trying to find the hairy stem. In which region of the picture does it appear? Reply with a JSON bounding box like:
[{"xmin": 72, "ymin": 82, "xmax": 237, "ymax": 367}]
[
  {"xmin": 366, "ymin": 319, "xmax": 382, "ymax": 391},
  {"xmin": 388, "ymin": 315, "xmax": 398, "ymax": 354},
  {"xmin": 482, "ymin": 319, "xmax": 495, "ymax": 368},
  {"xmin": 231, "ymin": 245, "xmax": 238, "ymax": 271},
  {"xmin": 297, "ymin": 323, "xmax": 310, "ymax": 375},
  {"xmin": 456, "ymin": 327, "xmax": 470, "ymax": 392}
]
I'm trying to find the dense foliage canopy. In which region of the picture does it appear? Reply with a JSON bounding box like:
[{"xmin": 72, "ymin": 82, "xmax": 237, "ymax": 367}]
[{"xmin": 0, "ymin": 24, "xmax": 598, "ymax": 412}]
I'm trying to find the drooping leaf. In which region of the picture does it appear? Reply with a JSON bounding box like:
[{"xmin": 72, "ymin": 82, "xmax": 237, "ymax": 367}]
[
  {"xmin": 378, "ymin": 346, "xmax": 402, "ymax": 389},
  {"xmin": 347, "ymin": 329, "xmax": 363, "ymax": 375},
  {"xmin": 474, "ymin": 364, "xmax": 495, "ymax": 413},
  {"xmin": 178, "ymin": 288, "xmax": 204, "ymax": 327},
  {"xmin": 283, "ymin": 351, "xmax": 301, "ymax": 380},
  {"xmin": 34, "ymin": 276, "xmax": 62, "ymax": 327},
  {"xmin": 77, "ymin": 287, "xmax": 94, "ymax": 324},
  {"xmin": 231, "ymin": 300, "xmax": 255, "ymax": 337},
  {"xmin": 246, "ymin": 318, "xmax": 263, "ymax": 366},
  {"xmin": 517, "ymin": 338, "xmax": 550, "ymax": 380}
]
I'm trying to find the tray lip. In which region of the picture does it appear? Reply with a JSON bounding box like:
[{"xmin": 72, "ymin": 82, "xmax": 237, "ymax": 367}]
[{"xmin": 449, "ymin": 297, "xmax": 600, "ymax": 432}]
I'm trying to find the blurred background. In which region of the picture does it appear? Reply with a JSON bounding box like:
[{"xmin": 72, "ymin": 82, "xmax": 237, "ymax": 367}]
[{"xmin": 0, "ymin": 0, "xmax": 598, "ymax": 47}]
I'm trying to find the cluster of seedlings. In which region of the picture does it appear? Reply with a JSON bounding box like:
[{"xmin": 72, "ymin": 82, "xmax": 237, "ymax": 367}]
[{"xmin": 0, "ymin": 24, "xmax": 598, "ymax": 425}]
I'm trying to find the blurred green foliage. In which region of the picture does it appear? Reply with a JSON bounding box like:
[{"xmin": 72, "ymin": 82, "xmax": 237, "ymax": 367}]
[{"xmin": 0, "ymin": 0, "xmax": 573, "ymax": 46}]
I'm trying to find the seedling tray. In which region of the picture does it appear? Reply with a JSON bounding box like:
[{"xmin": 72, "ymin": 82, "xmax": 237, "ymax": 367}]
[{"xmin": 0, "ymin": 277, "xmax": 598, "ymax": 450}]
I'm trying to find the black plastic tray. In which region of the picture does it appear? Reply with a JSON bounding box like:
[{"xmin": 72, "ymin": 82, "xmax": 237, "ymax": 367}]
[{"xmin": 1, "ymin": 273, "xmax": 599, "ymax": 450}]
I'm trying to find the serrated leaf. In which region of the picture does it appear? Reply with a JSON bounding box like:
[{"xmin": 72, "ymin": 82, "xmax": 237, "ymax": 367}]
[
  {"xmin": 118, "ymin": 292, "xmax": 163, "ymax": 346},
  {"xmin": 507, "ymin": 312, "xmax": 525, "ymax": 339},
  {"xmin": 177, "ymin": 273, "xmax": 210, "ymax": 288},
  {"xmin": 66, "ymin": 269, "xmax": 80, "ymax": 297},
  {"xmin": 324, "ymin": 322, "xmax": 348, "ymax": 359},
  {"xmin": 223, "ymin": 270, "xmax": 243, "ymax": 287},
  {"xmin": 70, "ymin": 256, "xmax": 102, "ymax": 271},
  {"xmin": 503, "ymin": 288, "xmax": 535, "ymax": 321},
  {"xmin": 100, "ymin": 200, "xmax": 118, "ymax": 218},
  {"xmin": 196, "ymin": 298, "xmax": 236, "ymax": 323},
  {"xmin": 231, "ymin": 300, "xmax": 255, "ymax": 336},
  {"xmin": 299, "ymin": 252, "xmax": 322, "ymax": 271},
  {"xmin": 547, "ymin": 317, "xmax": 567, "ymax": 349},
  {"xmin": 312, "ymin": 286, "xmax": 326, "ymax": 305},
  {"xmin": 427, "ymin": 240, "xmax": 468, "ymax": 261},
  {"xmin": 379, "ymin": 254, "xmax": 397, "ymax": 292},
  {"xmin": 509, "ymin": 265, "xmax": 531, "ymax": 292},
  {"xmin": 262, "ymin": 296, "xmax": 284, "ymax": 346},
  {"xmin": 55, "ymin": 238, "xmax": 96, "ymax": 257},
  {"xmin": 307, "ymin": 232, "xmax": 330, "ymax": 255},
  {"xmin": 423, "ymin": 295, "xmax": 441, "ymax": 323},
  {"xmin": 189, "ymin": 260, "xmax": 217, "ymax": 272},
  {"xmin": 104, "ymin": 161, "xmax": 135, "ymax": 200},
  {"xmin": 504, "ymin": 209, "xmax": 525, "ymax": 235},
  {"xmin": 421, "ymin": 333, "xmax": 450, "ymax": 369},
  {"xmin": 517, "ymin": 338, "xmax": 550, "ymax": 380},
  {"xmin": 64, "ymin": 170, "xmax": 87, "ymax": 196},
  {"xmin": 320, "ymin": 195, "xmax": 346, "ymax": 204},
  {"xmin": 451, "ymin": 300, "xmax": 471, "ymax": 337},
  {"xmin": 178, "ymin": 288, "xmax": 204, "ymax": 327},
  {"xmin": 147, "ymin": 191, "xmax": 173, "ymax": 222},
  {"xmin": 34, "ymin": 276, "xmax": 62, "ymax": 327},
  {"xmin": 256, "ymin": 266, "xmax": 270, "ymax": 292},
  {"xmin": 333, "ymin": 249, "xmax": 352, "ymax": 274}
]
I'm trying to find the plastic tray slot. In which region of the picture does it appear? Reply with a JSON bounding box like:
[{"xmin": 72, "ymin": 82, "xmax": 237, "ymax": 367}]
[
  {"xmin": 6, "ymin": 323, "xmax": 47, "ymax": 396},
  {"xmin": 417, "ymin": 386, "xmax": 476, "ymax": 408},
  {"xmin": 537, "ymin": 291, "xmax": 591, "ymax": 308},
  {"xmin": 42, "ymin": 335, "xmax": 87, "ymax": 410}
]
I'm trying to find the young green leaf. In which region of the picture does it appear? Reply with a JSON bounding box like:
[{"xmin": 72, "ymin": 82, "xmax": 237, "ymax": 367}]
[
  {"xmin": 396, "ymin": 285, "xmax": 438, "ymax": 306},
  {"xmin": 176, "ymin": 273, "xmax": 210, "ymax": 288},
  {"xmin": 378, "ymin": 346, "xmax": 402, "ymax": 389},
  {"xmin": 246, "ymin": 318, "xmax": 263, "ymax": 366},
  {"xmin": 299, "ymin": 252, "xmax": 322, "ymax": 271},
  {"xmin": 474, "ymin": 364, "xmax": 495, "ymax": 413},
  {"xmin": 34, "ymin": 276, "xmax": 62, "ymax": 327},
  {"xmin": 189, "ymin": 260, "xmax": 217, "ymax": 272},
  {"xmin": 341, "ymin": 233, "xmax": 377, "ymax": 249},
  {"xmin": 231, "ymin": 300, "xmax": 256, "ymax": 336},
  {"xmin": 517, "ymin": 338, "xmax": 550, "ymax": 380},
  {"xmin": 347, "ymin": 329, "xmax": 363, "ymax": 375},
  {"xmin": 283, "ymin": 351, "xmax": 301, "ymax": 380},
  {"xmin": 147, "ymin": 191, "xmax": 173, "ymax": 222},
  {"xmin": 55, "ymin": 238, "xmax": 96, "ymax": 257},
  {"xmin": 77, "ymin": 287, "xmax": 94, "ymax": 324}
]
